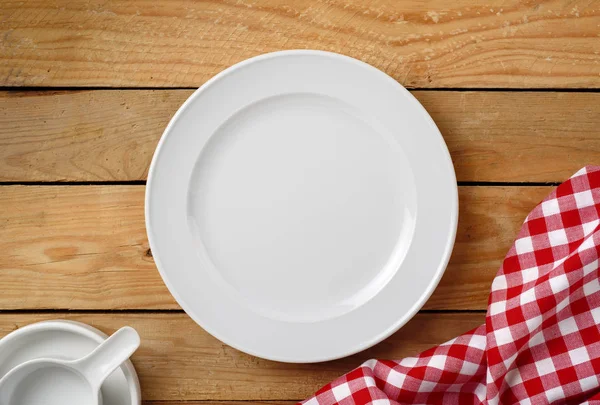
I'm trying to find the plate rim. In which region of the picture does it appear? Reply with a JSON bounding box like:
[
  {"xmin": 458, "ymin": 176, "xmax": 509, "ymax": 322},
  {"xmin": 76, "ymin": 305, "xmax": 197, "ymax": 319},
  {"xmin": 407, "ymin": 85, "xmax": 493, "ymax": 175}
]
[{"xmin": 146, "ymin": 49, "xmax": 459, "ymax": 362}]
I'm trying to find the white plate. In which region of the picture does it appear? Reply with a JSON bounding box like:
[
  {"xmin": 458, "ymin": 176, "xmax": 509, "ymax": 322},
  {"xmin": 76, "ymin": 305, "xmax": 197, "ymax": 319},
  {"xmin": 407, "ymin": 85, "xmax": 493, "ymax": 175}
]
[
  {"xmin": 0, "ymin": 320, "xmax": 141, "ymax": 405},
  {"xmin": 146, "ymin": 50, "xmax": 458, "ymax": 363}
]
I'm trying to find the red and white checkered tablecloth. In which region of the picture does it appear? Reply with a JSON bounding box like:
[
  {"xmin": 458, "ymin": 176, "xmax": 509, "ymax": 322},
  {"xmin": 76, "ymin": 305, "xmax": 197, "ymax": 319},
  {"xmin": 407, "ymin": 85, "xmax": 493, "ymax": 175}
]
[{"xmin": 301, "ymin": 166, "xmax": 600, "ymax": 405}]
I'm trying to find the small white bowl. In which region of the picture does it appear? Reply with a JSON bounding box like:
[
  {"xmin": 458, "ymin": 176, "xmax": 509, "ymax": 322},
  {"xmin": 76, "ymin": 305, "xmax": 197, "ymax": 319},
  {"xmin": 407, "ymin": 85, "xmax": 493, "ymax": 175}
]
[{"xmin": 0, "ymin": 320, "xmax": 141, "ymax": 405}]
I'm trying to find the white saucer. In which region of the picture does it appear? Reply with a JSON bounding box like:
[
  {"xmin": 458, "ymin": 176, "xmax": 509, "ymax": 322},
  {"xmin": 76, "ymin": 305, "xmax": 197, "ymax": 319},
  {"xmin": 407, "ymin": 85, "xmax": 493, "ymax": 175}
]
[
  {"xmin": 0, "ymin": 320, "xmax": 141, "ymax": 405},
  {"xmin": 146, "ymin": 50, "xmax": 458, "ymax": 362}
]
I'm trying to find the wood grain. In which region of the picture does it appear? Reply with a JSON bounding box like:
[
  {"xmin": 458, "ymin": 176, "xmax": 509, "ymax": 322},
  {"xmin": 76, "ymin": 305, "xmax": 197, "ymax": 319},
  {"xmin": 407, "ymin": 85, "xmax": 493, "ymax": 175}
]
[
  {"xmin": 1, "ymin": 0, "xmax": 599, "ymax": 88},
  {"xmin": 0, "ymin": 186, "xmax": 166, "ymax": 309},
  {"xmin": 1, "ymin": 90, "xmax": 599, "ymax": 183},
  {"xmin": 0, "ymin": 312, "xmax": 485, "ymax": 400},
  {"xmin": 0, "ymin": 184, "xmax": 551, "ymax": 311}
]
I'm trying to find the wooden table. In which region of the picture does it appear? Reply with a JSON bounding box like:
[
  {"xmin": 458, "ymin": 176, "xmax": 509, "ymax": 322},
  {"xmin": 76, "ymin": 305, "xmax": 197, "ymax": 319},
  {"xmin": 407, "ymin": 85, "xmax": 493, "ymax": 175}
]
[{"xmin": 1, "ymin": 0, "xmax": 599, "ymax": 403}]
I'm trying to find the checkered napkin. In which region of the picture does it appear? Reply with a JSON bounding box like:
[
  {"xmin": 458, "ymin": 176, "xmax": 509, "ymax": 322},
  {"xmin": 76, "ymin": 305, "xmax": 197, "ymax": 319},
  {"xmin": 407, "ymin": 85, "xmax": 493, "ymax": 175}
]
[{"xmin": 302, "ymin": 166, "xmax": 600, "ymax": 405}]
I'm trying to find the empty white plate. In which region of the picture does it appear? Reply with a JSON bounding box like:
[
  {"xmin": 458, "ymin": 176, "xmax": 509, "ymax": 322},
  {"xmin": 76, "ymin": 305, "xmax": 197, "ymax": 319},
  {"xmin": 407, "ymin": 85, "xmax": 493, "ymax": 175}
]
[{"xmin": 146, "ymin": 50, "xmax": 458, "ymax": 362}]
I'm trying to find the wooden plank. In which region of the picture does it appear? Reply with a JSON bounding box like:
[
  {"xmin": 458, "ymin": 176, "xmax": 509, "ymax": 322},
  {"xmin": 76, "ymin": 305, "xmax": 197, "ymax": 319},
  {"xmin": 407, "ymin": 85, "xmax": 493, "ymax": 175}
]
[
  {"xmin": 0, "ymin": 90, "xmax": 176, "ymax": 182},
  {"xmin": 0, "ymin": 186, "xmax": 167, "ymax": 309},
  {"xmin": 0, "ymin": 312, "xmax": 485, "ymax": 400},
  {"xmin": 1, "ymin": 90, "xmax": 599, "ymax": 183},
  {"xmin": 426, "ymin": 184, "xmax": 550, "ymax": 309},
  {"xmin": 0, "ymin": 0, "xmax": 599, "ymax": 88},
  {"xmin": 0, "ymin": 185, "xmax": 551, "ymax": 311}
]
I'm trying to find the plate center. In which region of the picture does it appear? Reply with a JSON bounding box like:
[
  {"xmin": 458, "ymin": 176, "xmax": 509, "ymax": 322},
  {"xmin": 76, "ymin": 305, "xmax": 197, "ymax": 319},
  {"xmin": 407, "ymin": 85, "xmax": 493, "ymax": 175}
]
[{"xmin": 188, "ymin": 93, "xmax": 416, "ymax": 322}]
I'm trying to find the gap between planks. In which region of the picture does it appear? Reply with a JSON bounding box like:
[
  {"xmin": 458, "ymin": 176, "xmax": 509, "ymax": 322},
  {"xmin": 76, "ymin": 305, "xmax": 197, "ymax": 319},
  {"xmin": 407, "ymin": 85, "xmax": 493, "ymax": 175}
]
[
  {"xmin": 0, "ymin": 309, "xmax": 486, "ymax": 314},
  {"xmin": 1, "ymin": 87, "xmax": 600, "ymax": 92},
  {"xmin": 0, "ymin": 181, "xmax": 562, "ymax": 186}
]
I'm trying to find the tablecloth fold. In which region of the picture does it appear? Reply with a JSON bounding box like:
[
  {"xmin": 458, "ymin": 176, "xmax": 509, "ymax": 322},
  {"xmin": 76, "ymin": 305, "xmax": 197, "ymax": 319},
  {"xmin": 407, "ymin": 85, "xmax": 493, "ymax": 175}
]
[{"xmin": 302, "ymin": 166, "xmax": 600, "ymax": 405}]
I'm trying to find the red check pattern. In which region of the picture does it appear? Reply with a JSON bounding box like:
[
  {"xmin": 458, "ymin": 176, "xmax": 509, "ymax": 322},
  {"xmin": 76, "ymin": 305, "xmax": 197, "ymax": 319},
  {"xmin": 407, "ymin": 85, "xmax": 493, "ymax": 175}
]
[{"xmin": 301, "ymin": 166, "xmax": 600, "ymax": 405}]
